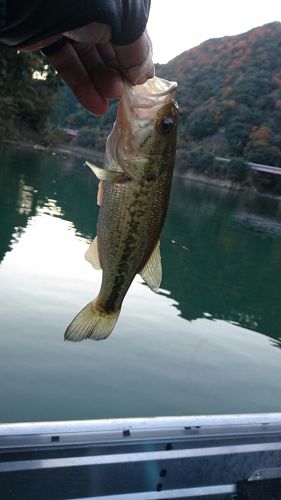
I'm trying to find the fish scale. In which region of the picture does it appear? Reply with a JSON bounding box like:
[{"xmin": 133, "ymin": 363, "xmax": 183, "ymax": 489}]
[{"xmin": 98, "ymin": 172, "xmax": 173, "ymax": 312}]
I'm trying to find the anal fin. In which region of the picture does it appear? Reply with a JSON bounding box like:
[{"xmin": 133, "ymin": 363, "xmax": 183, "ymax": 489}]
[
  {"xmin": 85, "ymin": 236, "xmax": 101, "ymax": 270},
  {"xmin": 139, "ymin": 240, "xmax": 162, "ymax": 292}
]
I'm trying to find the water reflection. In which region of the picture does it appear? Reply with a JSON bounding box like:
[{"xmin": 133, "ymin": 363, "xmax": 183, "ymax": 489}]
[
  {"xmin": 1, "ymin": 145, "xmax": 281, "ymax": 343},
  {"xmin": 0, "ymin": 146, "xmax": 97, "ymax": 264},
  {"xmin": 2, "ymin": 144, "xmax": 281, "ymax": 421},
  {"xmin": 162, "ymin": 180, "xmax": 281, "ymax": 339}
]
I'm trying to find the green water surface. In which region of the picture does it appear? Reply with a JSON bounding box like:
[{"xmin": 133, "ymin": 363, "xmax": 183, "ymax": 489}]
[{"xmin": 0, "ymin": 145, "xmax": 281, "ymax": 422}]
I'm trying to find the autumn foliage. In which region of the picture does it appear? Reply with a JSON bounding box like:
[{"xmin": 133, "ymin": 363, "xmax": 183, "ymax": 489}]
[{"xmin": 158, "ymin": 22, "xmax": 281, "ymax": 167}]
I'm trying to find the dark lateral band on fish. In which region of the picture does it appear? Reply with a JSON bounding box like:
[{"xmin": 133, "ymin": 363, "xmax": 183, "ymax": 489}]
[{"xmin": 65, "ymin": 76, "xmax": 178, "ymax": 342}]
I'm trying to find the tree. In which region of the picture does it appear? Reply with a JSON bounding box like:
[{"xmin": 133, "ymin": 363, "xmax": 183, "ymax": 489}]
[
  {"xmin": 225, "ymin": 120, "xmax": 250, "ymax": 156},
  {"xmin": 246, "ymin": 145, "xmax": 281, "ymax": 166},
  {"xmin": 185, "ymin": 147, "xmax": 214, "ymax": 173},
  {"xmin": 0, "ymin": 48, "xmax": 61, "ymax": 133},
  {"xmin": 227, "ymin": 158, "xmax": 250, "ymax": 182}
]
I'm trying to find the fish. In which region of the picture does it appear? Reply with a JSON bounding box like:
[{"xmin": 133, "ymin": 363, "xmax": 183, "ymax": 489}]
[{"xmin": 65, "ymin": 76, "xmax": 178, "ymax": 341}]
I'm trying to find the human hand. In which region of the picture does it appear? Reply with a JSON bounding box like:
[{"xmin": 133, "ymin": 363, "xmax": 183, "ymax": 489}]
[{"xmin": 23, "ymin": 23, "xmax": 154, "ymax": 116}]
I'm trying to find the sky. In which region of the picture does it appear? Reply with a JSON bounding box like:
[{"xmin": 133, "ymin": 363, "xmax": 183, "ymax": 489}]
[{"xmin": 147, "ymin": 0, "xmax": 280, "ymax": 63}]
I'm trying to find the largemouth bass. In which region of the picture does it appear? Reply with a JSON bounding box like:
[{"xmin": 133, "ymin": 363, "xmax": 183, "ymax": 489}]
[{"xmin": 65, "ymin": 76, "xmax": 178, "ymax": 341}]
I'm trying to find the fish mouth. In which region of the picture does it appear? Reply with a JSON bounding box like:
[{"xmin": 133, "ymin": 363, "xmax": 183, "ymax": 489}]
[
  {"xmin": 120, "ymin": 78, "xmax": 178, "ymax": 131},
  {"xmin": 106, "ymin": 76, "xmax": 178, "ymax": 173},
  {"xmin": 126, "ymin": 76, "xmax": 178, "ymax": 102}
]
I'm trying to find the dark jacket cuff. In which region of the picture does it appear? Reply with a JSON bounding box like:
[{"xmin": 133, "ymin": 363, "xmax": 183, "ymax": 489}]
[{"xmin": 0, "ymin": 0, "xmax": 151, "ymax": 48}]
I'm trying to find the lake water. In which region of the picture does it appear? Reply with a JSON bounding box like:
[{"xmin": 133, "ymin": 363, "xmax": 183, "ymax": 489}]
[{"xmin": 1, "ymin": 144, "xmax": 281, "ymax": 423}]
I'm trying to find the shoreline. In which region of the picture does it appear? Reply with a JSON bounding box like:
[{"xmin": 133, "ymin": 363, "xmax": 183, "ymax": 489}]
[
  {"xmin": 179, "ymin": 170, "xmax": 244, "ymax": 190},
  {"xmin": 2, "ymin": 138, "xmax": 281, "ymax": 202},
  {"xmin": 179, "ymin": 171, "xmax": 281, "ymax": 201},
  {"xmin": 1, "ymin": 138, "xmax": 103, "ymax": 163}
]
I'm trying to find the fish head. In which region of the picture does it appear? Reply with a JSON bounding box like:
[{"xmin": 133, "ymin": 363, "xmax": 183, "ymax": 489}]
[{"xmin": 105, "ymin": 76, "xmax": 178, "ymax": 181}]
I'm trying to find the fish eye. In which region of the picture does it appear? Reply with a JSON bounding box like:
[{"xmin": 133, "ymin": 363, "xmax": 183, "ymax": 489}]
[{"xmin": 158, "ymin": 116, "xmax": 174, "ymax": 135}]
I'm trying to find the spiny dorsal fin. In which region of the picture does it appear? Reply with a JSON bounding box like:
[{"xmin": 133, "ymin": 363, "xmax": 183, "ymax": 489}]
[
  {"xmin": 85, "ymin": 237, "xmax": 101, "ymax": 270},
  {"xmin": 139, "ymin": 240, "xmax": 162, "ymax": 292},
  {"xmin": 85, "ymin": 161, "xmax": 128, "ymax": 183}
]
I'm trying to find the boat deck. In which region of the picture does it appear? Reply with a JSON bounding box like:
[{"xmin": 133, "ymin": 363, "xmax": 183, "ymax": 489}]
[{"xmin": 1, "ymin": 414, "xmax": 281, "ymax": 499}]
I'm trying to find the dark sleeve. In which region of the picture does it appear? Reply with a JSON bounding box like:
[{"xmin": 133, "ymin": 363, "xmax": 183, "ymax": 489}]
[{"xmin": 0, "ymin": 0, "xmax": 151, "ymax": 48}]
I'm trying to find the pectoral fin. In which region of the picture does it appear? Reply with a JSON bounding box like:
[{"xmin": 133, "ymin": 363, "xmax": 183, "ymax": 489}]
[
  {"xmin": 139, "ymin": 240, "xmax": 162, "ymax": 292},
  {"xmin": 86, "ymin": 161, "xmax": 128, "ymax": 183},
  {"xmin": 85, "ymin": 237, "xmax": 101, "ymax": 270}
]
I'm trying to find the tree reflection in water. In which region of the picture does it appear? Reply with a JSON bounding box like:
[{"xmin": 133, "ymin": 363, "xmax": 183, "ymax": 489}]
[{"xmin": 1, "ymin": 144, "xmax": 281, "ymax": 343}]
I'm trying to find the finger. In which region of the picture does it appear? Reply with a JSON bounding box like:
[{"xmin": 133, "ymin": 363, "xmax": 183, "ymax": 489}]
[
  {"xmin": 46, "ymin": 41, "xmax": 108, "ymax": 115},
  {"xmin": 92, "ymin": 67, "xmax": 124, "ymax": 99},
  {"xmin": 73, "ymin": 42, "xmax": 123, "ymax": 99},
  {"xmin": 96, "ymin": 43, "xmax": 125, "ymax": 96},
  {"xmin": 113, "ymin": 30, "xmax": 154, "ymax": 85},
  {"xmin": 21, "ymin": 35, "xmax": 62, "ymax": 51},
  {"xmin": 64, "ymin": 22, "xmax": 111, "ymax": 45},
  {"xmin": 96, "ymin": 42, "xmax": 119, "ymax": 69}
]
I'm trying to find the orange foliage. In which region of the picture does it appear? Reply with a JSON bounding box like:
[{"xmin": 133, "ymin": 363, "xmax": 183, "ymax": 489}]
[
  {"xmin": 213, "ymin": 111, "xmax": 223, "ymax": 124},
  {"xmin": 222, "ymin": 86, "xmax": 233, "ymax": 96},
  {"xmin": 224, "ymin": 75, "xmax": 232, "ymax": 84},
  {"xmin": 272, "ymin": 74, "xmax": 281, "ymax": 88},
  {"xmin": 223, "ymin": 99, "xmax": 236, "ymax": 108},
  {"xmin": 158, "ymin": 21, "xmax": 281, "ymax": 164},
  {"xmin": 249, "ymin": 127, "xmax": 271, "ymax": 143}
]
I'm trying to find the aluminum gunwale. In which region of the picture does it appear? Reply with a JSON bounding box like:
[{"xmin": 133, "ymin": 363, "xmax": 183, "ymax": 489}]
[{"xmin": 1, "ymin": 413, "xmax": 281, "ymax": 436}]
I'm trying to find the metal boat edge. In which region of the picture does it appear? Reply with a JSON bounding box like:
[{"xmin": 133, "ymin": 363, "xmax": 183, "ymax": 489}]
[
  {"xmin": 1, "ymin": 413, "xmax": 281, "ymax": 499},
  {"xmin": 2, "ymin": 412, "xmax": 281, "ymax": 435}
]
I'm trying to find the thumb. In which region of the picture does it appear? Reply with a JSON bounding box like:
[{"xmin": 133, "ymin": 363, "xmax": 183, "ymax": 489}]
[{"xmin": 113, "ymin": 30, "xmax": 154, "ymax": 85}]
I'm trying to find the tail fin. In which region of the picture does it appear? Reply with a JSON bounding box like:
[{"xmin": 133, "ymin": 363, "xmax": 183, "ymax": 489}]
[{"xmin": 65, "ymin": 300, "xmax": 120, "ymax": 342}]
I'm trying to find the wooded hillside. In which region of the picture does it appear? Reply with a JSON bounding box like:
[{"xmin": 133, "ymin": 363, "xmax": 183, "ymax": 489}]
[
  {"xmin": 0, "ymin": 22, "xmax": 280, "ymax": 171},
  {"xmin": 0, "ymin": 49, "xmax": 59, "ymax": 141},
  {"xmin": 158, "ymin": 22, "xmax": 281, "ymax": 167}
]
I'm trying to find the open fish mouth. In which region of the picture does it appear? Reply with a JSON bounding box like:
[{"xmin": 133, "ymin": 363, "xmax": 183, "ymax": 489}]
[
  {"xmin": 127, "ymin": 77, "xmax": 178, "ymax": 101},
  {"xmin": 124, "ymin": 77, "xmax": 178, "ymax": 117},
  {"xmin": 106, "ymin": 77, "xmax": 178, "ymax": 174}
]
